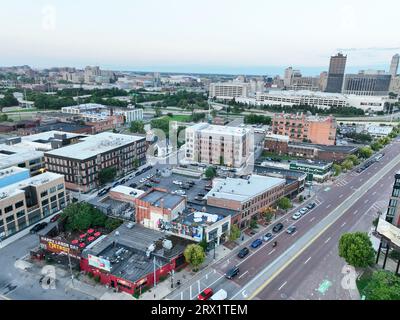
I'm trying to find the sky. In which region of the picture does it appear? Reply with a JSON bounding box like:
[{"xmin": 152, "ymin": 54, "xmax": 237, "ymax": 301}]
[{"xmin": 1, "ymin": 0, "xmax": 399, "ymax": 76}]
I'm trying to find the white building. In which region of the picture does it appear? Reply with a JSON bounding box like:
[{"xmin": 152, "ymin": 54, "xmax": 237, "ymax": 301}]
[
  {"xmin": 209, "ymin": 82, "xmax": 250, "ymax": 100},
  {"xmin": 185, "ymin": 123, "xmax": 252, "ymax": 168}
]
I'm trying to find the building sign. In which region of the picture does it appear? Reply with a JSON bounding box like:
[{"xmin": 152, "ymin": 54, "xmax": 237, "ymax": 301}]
[
  {"xmin": 377, "ymin": 218, "xmax": 400, "ymax": 248},
  {"xmin": 88, "ymin": 254, "xmax": 111, "ymax": 272},
  {"xmin": 39, "ymin": 236, "xmax": 81, "ymax": 259},
  {"xmin": 289, "ymin": 163, "xmax": 331, "ymax": 175}
]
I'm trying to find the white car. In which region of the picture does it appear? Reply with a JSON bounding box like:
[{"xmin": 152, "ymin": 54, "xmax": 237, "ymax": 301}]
[
  {"xmin": 175, "ymin": 190, "xmax": 186, "ymax": 195},
  {"xmin": 299, "ymin": 208, "xmax": 309, "ymax": 215},
  {"xmin": 292, "ymin": 211, "xmax": 302, "ymax": 220},
  {"xmin": 173, "ymin": 180, "xmax": 182, "ymax": 185},
  {"xmin": 139, "ymin": 178, "xmax": 147, "ymax": 183}
]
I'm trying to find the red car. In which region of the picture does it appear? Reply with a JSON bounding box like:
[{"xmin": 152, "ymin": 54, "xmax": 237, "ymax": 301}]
[
  {"xmin": 197, "ymin": 288, "xmax": 213, "ymax": 300},
  {"xmin": 50, "ymin": 214, "xmax": 61, "ymax": 223}
]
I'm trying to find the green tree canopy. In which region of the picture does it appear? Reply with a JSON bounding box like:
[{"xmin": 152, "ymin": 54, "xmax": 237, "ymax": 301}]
[
  {"xmin": 204, "ymin": 166, "xmax": 217, "ymax": 179},
  {"xmin": 184, "ymin": 244, "xmax": 206, "ymax": 271},
  {"xmin": 130, "ymin": 120, "xmax": 145, "ymax": 134},
  {"xmin": 244, "ymin": 114, "xmax": 272, "ymax": 125},
  {"xmin": 229, "ymin": 224, "xmax": 241, "ymax": 241},
  {"xmin": 363, "ymin": 271, "xmax": 400, "ymax": 300},
  {"xmin": 277, "ymin": 197, "xmax": 292, "ymax": 211},
  {"xmin": 333, "ymin": 164, "xmax": 342, "ymax": 176},
  {"xmin": 338, "ymin": 232, "xmax": 375, "ymax": 268},
  {"xmin": 99, "ymin": 167, "xmax": 117, "ymax": 185},
  {"xmin": 358, "ymin": 146, "xmax": 373, "ymax": 159},
  {"xmin": 341, "ymin": 159, "xmax": 354, "ymax": 170}
]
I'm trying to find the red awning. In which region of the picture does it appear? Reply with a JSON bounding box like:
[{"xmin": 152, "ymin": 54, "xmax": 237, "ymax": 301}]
[{"xmin": 71, "ymin": 240, "xmax": 79, "ymax": 245}]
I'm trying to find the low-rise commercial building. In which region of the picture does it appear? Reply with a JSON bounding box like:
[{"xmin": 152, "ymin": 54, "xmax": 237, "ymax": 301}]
[
  {"xmin": 205, "ymin": 175, "xmax": 286, "ymax": 229},
  {"xmin": 185, "ymin": 123, "xmax": 252, "ymax": 168},
  {"xmin": 209, "ymin": 82, "xmax": 250, "ymax": 100},
  {"xmin": 289, "ymin": 160, "xmax": 333, "ymax": 182},
  {"xmin": 0, "ymin": 171, "xmax": 67, "ymax": 240},
  {"xmin": 45, "ymin": 132, "xmax": 147, "ymax": 192}
]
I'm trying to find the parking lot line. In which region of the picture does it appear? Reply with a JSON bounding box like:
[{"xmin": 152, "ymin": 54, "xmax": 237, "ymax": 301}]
[
  {"xmin": 268, "ymin": 249, "xmax": 276, "ymax": 255},
  {"xmin": 278, "ymin": 281, "xmax": 287, "ymax": 291},
  {"xmin": 238, "ymin": 270, "xmax": 249, "ymax": 279}
]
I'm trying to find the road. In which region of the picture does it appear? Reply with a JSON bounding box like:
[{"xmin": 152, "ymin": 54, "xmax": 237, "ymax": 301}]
[{"xmin": 167, "ymin": 139, "xmax": 400, "ymax": 301}]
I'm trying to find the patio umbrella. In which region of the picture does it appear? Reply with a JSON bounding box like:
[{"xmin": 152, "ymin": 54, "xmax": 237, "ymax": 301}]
[
  {"xmin": 79, "ymin": 233, "xmax": 87, "ymax": 239},
  {"xmin": 87, "ymin": 229, "xmax": 95, "ymax": 234},
  {"xmin": 71, "ymin": 239, "xmax": 79, "ymax": 245},
  {"xmin": 87, "ymin": 236, "xmax": 95, "ymax": 242},
  {"xmin": 94, "ymin": 232, "xmax": 101, "ymax": 237},
  {"xmin": 79, "ymin": 243, "xmax": 86, "ymax": 248}
]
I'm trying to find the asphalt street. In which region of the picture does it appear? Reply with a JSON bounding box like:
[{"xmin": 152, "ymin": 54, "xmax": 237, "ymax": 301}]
[{"xmin": 168, "ymin": 139, "xmax": 400, "ymax": 301}]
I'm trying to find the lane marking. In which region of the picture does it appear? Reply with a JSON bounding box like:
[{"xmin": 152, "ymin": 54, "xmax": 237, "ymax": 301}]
[
  {"xmin": 238, "ymin": 270, "xmax": 249, "ymax": 279},
  {"xmin": 278, "ymin": 281, "xmax": 287, "ymax": 291},
  {"xmin": 341, "ymin": 222, "xmax": 347, "ymax": 228},
  {"xmin": 304, "ymin": 257, "xmax": 311, "ymax": 265},
  {"xmin": 372, "ymin": 191, "xmax": 376, "ymax": 196},
  {"xmin": 326, "ymin": 204, "xmax": 331, "ymax": 209},
  {"xmin": 190, "ymin": 285, "xmax": 192, "ymax": 300},
  {"xmin": 324, "ymin": 237, "xmax": 331, "ymax": 244},
  {"xmin": 365, "ymin": 199, "xmax": 369, "ymax": 204},
  {"xmin": 310, "ymin": 217, "xmax": 315, "ymax": 222},
  {"xmin": 268, "ymin": 249, "xmax": 276, "ymax": 255},
  {"xmin": 353, "ymin": 210, "xmax": 358, "ymax": 215},
  {"xmin": 197, "ymin": 280, "xmax": 200, "ymax": 294},
  {"xmin": 180, "ymin": 292, "xmax": 183, "ymax": 300},
  {"xmin": 339, "ymin": 194, "xmax": 343, "ymax": 198},
  {"xmin": 246, "ymin": 151, "xmax": 400, "ymax": 300}
]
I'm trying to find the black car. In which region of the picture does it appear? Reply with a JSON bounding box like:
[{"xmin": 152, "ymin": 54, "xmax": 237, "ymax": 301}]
[
  {"xmin": 272, "ymin": 222, "xmax": 284, "ymax": 233},
  {"xmin": 197, "ymin": 192, "xmax": 206, "ymax": 197},
  {"xmin": 112, "ymin": 181, "xmax": 120, "ymax": 188},
  {"xmin": 129, "ymin": 183, "xmax": 138, "ymax": 188},
  {"xmin": 306, "ymin": 202, "xmax": 316, "ymax": 210},
  {"xmin": 97, "ymin": 189, "xmax": 107, "ymax": 196},
  {"xmin": 187, "ymin": 180, "xmax": 196, "ymax": 186},
  {"xmin": 225, "ymin": 266, "xmax": 240, "ymax": 279},
  {"xmin": 30, "ymin": 222, "xmax": 47, "ymax": 234},
  {"xmin": 181, "ymin": 184, "xmax": 191, "ymax": 190},
  {"xmin": 120, "ymin": 179, "xmax": 126, "ymax": 184},
  {"xmin": 135, "ymin": 171, "xmax": 141, "ymax": 177},
  {"xmin": 237, "ymin": 247, "xmax": 249, "ymax": 259}
]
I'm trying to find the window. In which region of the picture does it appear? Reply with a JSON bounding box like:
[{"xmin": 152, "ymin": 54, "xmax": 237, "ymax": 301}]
[
  {"xmin": 15, "ymin": 201, "xmax": 24, "ymax": 209},
  {"xmin": 40, "ymin": 191, "xmax": 48, "ymax": 198},
  {"xmin": 41, "ymin": 199, "xmax": 49, "ymax": 206},
  {"xmin": 50, "ymin": 187, "xmax": 56, "ymax": 194},
  {"xmin": 16, "ymin": 210, "xmax": 25, "ymax": 218},
  {"xmin": 5, "ymin": 205, "xmax": 13, "ymax": 213},
  {"xmin": 50, "ymin": 196, "xmax": 57, "ymax": 203},
  {"xmin": 6, "ymin": 215, "xmax": 14, "ymax": 223}
]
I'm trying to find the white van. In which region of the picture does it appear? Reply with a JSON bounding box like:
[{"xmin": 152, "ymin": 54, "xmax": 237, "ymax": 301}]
[{"xmin": 209, "ymin": 289, "xmax": 228, "ymax": 300}]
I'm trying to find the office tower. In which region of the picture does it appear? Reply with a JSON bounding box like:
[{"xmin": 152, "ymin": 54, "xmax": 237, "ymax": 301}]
[
  {"xmin": 325, "ymin": 53, "xmax": 347, "ymax": 93},
  {"xmin": 343, "ymin": 71, "xmax": 391, "ymax": 96},
  {"xmin": 390, "ymin": 54, "xmax": 399, "ymax": 77}
]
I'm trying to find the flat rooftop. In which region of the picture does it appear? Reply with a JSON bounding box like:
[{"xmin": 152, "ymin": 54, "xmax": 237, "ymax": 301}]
[
  {"xmin": 82, "ymin": 223, "xmax": 193, "ymax": 283},
  {"xmin": 205, "ymin": 174, "xmax": 285, "ymax": 202},
  {"xmin": 189, "ymin": 123, "xmax": 250, "ymax": 136},
  {"xmin": 289, "ymin": 142, "xmax": 358, "ymax": 153},
  {"xmin": 45, "ymin": 132, "xmax": 144, "ymax": 160},
  {"xmin": 140, "ymin": 189, "xmax": 184, "ymax": 209},
  {"xmin": 253, "ymin": 165, "xmax": 307, "ymax": 179},
  {"xmin": 0, "ymin": 171, "xmax": 63, "ymax": 199},
  {"xmin": 294, "ymin": 159, "xmax": 332, "ymax": 167},
  {"xmin": 0, "ymin": 145, "xmax": 44, "ymax": 169},
  {"xmin": 111, "ymin": 185, "xmax": 145, "ymax": 198}
]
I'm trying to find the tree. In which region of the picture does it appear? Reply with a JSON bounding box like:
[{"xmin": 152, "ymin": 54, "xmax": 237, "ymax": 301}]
[
  {"xmin": 0, "ymin": 92, "xmax": 19, "ymax": 109},
  {"xmin": 244, "ymin": 114, "xmax": 272, "ymax": 125},
  {"xmin": 338, "ymin": 232, "xmax": 375, "ymax": 268},
  {"xmin": 341, "ymin": 159, "xmax": 354, "ymax": 170},
  {"xmin": 62, "ymin": 202, "xmax": 105, "ymax": 231},
  {"xmin": 358, "ymin": 146, "xmax": 373, "ymax": 159},
  {"xmin": 277, "ymin": 197, "xmax": 292, "ymax": 212},
  {"xmin": 363, "ymin": 271, "xmax": 400, "ymax": 300},
  {"xmin": 204, "ymin": 166, "xmax": 217, "ymax": 179},
  {"xmin": 130, "ymin": 121, "xmax": 145, "ymax": 134},
  {"xmin": 104, "ymin": 217, "xmax": 123, "ymax": 232},
  {"xmin": 262, "ymin": 207, "xmax": 275, "ymax": 223},
  {"xmin": 250, "ymin": 218, "xmax": 258, "ymax": 229},
  {"xmin": 298, "ymin": 195, "xmax": 304, "ymax": 203},
  {"xmin": 346, "ymin": 154, "xmax": 360, "ymax": 166},
  {"xmin": 184, "ymin": 244, "xmax": 206, "ymax": 271},
  {"xmin": 99, "ymin": 167, "xmax": 117, "ymax": 185},
  {"xmin": 154, "ymin": 107, "xmax": 162, "ymax": 117},
  {"xmin": 370, "ymin": 142, "xmax": 382, "ymax": 151},
  {"xmin": 333, "ymin": 164, "xmax": 342, "ymax": 176},
  {"xmin": 229, "ymin": 225, "xmax": 241, "ymax": 241},
  {"xmin": 211, "ymin": 109, "xmax": 217, "ymax": 118}
]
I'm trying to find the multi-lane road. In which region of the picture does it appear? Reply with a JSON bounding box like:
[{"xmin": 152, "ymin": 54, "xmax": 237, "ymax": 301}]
[{"xmin": 168, "ymin": 138, "xmax": 400, "ymax": 301}]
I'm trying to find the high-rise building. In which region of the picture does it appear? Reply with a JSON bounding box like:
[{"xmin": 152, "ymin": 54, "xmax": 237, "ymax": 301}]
[
  {"xmin": 319, "ymin": 71, "xmax": 328, "ymax": 91},
  {"xmin": 389, "ymin": 54, "xmax": 399, "ymax": 77},
  {"xmin": 343, "ymin": 72, "xmax": 391, "ymax": 96},
  {"xmin": 325, "ymin": 53, "xmax": 347, "ymax": 93}
]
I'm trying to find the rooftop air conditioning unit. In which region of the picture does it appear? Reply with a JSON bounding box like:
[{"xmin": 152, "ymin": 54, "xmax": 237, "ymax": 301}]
[{"xmin": 162, "ymin": 239, "xmax": 173, "ymax": 250}]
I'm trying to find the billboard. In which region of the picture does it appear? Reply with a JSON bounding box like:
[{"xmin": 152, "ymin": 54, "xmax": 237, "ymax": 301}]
[
  {"xmin": 377, "ymin": 218, "xmax": 400, "ymax": 248},
  {"xmin": 88, "ymin": 254, "xmax": 111, "ymax": 272},
  {"xmin": 39, "ymin": 236, "xmax": 81, "ymax": 259}
]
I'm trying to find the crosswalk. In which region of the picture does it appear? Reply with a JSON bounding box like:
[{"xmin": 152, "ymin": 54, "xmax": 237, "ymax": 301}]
[{"xmin": 335, "ymin": 178, "xmax": 349, "ymax": 187}]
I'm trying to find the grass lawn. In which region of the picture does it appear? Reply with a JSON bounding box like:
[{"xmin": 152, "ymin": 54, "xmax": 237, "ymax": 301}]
[{"xmin": 166, "ymin": 114, "xmax": 192, "ymax": 122}]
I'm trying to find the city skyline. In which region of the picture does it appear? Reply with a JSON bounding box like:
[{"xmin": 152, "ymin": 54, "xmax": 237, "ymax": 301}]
[{"xmin": 1, "ymin": 0, "xmax": 399, "ymax": 75}]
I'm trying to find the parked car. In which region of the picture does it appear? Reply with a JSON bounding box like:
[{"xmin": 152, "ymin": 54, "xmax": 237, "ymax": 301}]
[
  {"xmin": 204, "ymin": 185, "xmax": 213, "ymax": 191},
  {"xmin": 292, "ymin": 211, "xmax": 302, "ymax": 220},
  {"xmin": 194, "ymin": 196, "xmax": 205, "ymax": 201},
  {"xmin": 187, "ymin": 180, "xmax": 196, "ymax": 186},
  {"xmin": 50, "ymin": 214, "xmax": 61, "ymax": 223},
  {"xmin": 144, "ymin": 183, "xmax": 153, "ymax": 188},
  {"xmin": 263, "ymin": 233, "xmax": 273, "ymax": 242},
  {"xmin": 173, "ymin": 180, "xmax": 182, "ymax": 186},
  {"xmin": 209, "ymin": 289, "xmax": 227, "ymax": 300},
  {"xmin": 97, "ymin": 189, "xmax": 107, "ymax": 197},
  {"xmin": 299, "ymin": 208, "xmax": 309, "ymax": 215},
  {"xmin": 181, "ymin": 184, "xmax": 191, "ymax": 190},
  {"xmin": 150, "ymin": 178, "xmax": 160, "ymax": 184},
  {"xmin": 175, "ymin": 190, "xmax": 186, "ymax": 196},
  {"xmin": 120, "ymin": 178, "xmax": 126, "ymax": 184},
  {"xmin": 272, "ymin": 222, "xmax": 284, "ymax": 233},
  {"xmin": 139, "ymin": 178, "xmax": 147, "ymax": 183},
  {"xmin": 30, "ymin": 222, "xmax": 47, "ymax": 234},
  {"xmin": 251, "ymin": 239, "xmax": 263, "ymax": 248},
  {"xmin": 198, "ymin": 288, "xmax": 213, "ymax": 300},
  {"xmin": 286, "ymin": 225, "xmax": 297, "ymax": 234},
  {"xmin": 129, "ymin": 183, "xmax": 138, "ymax": 188},
  {"xmin": 225, "ymin": 266, "xmax": 240, "ymax": 279},
  {"xmin": 306, "ymin": 202, "xmax": 316, "ymax": 210},
  {"xmin": 112, "ymin": 181, "xmax": 120, "ymax": 188},
  {"xmin": 197, "ymin": 193, "xmax": 206, "ymax": 197},
  {"xmin": 237, "ymin": 247, "xmax": 250, "ymax": 258}
]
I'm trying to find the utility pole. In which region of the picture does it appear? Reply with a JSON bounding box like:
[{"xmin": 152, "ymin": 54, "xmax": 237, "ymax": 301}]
[{"xmin": 67, "ymin": 249, "xmax": 75, "ymax": 287}]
